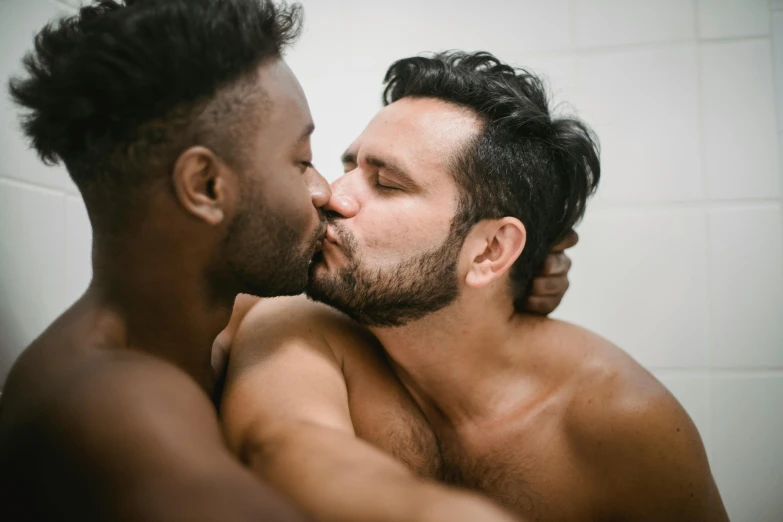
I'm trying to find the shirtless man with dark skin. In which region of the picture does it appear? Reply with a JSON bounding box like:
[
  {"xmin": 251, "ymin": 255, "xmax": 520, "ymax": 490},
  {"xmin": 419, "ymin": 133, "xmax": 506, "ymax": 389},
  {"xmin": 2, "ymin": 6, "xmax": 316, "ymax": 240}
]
[
  {"xmin": 221, "ymin": 52, "xmax": 731, "ymax": 522},
  {"xmin": 0, "ymin": 3, "xmax": 526, "ymax": 521}
]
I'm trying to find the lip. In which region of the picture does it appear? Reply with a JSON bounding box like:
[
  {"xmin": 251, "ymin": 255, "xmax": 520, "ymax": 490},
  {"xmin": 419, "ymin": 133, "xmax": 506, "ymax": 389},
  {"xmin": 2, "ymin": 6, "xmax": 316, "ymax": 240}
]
[{"xmin": 325, "ymin": 225, "xmax": 340, "ymax": 246}]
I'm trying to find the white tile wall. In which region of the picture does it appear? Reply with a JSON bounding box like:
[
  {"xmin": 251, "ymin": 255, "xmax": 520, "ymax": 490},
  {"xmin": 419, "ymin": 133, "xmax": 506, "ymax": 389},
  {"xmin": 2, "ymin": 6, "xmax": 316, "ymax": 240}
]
[
  {"xmin": 65, "ymin": 195, "xmax": 92, "ymax": 299},
  {"xmin": 701, "ymin": 40, "xmax": 780, "ymax": 199},
  {"xmin": 285, "ymin": 0, "xmax": 351, "ymax": 70},
  {"xmin": 576, "ymin": 45, "xmax": 702, "ymax": 202},
  {"xmin": 708, "ymin": 205, "xmax": 783, "ymax": 368},
  {"xmin": 555, "ymin": 208, "xmax": 710, "ymax": 369},
  {"xmin": 711, "ymin": 376, "xmax": 783, "ymax": 522},
  {"xmin": 774, "ymin": 11, "xmax": 783, "ymax": 130},
  {"xmin": 290, "ymin": 64, "xmax": 384, "ymax": 181},
  {"xmin": 1, "ymin": 1, "xmax": 782, "ymax": 520},
  {"xmin": 0, "ymin": 0, "xmax": 78, "ymax": 194},
  {"xmin": 698, "ymin": 0, "xmax": 771, "ymax": 39},
  {"xmin": 345, "ymin": 0, "xmax": 571, "ymax": 69},
  {"xmin": 0, "ymin": 178, "xmax": 69, "ymax": 376},
  {"xmin": 573, "ymin": 0, "xmax": 695, "ymax": 49},
  {"xmin": 518, "ymin": 54, "xmax": 578, "ymax": 109}
]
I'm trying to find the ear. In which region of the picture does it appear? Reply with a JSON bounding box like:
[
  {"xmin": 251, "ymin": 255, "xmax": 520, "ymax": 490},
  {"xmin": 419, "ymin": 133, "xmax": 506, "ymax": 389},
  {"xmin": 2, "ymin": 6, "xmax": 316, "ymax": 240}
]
[
  {"xmin": 171, "ymin": 146, "xmax": 238, "ymax": 226},
  {"xmin": 463, "ymin": 217, "xmax": 526, "ymax": 289}
]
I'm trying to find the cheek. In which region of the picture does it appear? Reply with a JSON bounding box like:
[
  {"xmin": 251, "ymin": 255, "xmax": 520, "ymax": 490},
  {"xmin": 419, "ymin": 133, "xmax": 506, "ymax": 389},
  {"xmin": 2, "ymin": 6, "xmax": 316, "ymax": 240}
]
[
  {"xmin": 357, "ymin": 199, "xmax": 453, "ymax": 259},
  {"xmin": 262, "ymin": 170, "xmax": 317, "ymax": 233}
]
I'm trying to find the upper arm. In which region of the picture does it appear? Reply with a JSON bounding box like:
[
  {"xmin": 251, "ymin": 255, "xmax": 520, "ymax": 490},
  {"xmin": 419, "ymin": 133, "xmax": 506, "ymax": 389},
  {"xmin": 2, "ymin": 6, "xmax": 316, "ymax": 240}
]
[
  {"xmin": 44, "ymin": 357, "xmax": 303, "ymax": 521},
  {"xmin": 572, "ymin": 379, "xmax": 728, "ymax": 522},
  {"xmin": 220, "ymin": 297, "xmax": 354, "ymax": 458}
]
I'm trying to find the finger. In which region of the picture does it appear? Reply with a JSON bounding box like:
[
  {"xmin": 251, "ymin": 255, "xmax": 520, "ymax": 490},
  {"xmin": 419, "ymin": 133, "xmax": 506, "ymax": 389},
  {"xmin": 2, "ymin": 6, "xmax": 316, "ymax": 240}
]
[
  {"xmin": 541, "ymin": 252, "xmax": 572, "ymax": 276},
  {"xmin": 211, "ymin": 329, "xmax": 232, "ymax": 378},
  {"xmin": 523, "ymin": 295, "xmax": 563, "ymax": 316},
  {"xmin": 530, "ymin": 275, "xmax": 570, "ymax": 297},
  {"xmin": 552, "ymin": 229, "xmax": 579, "ymax": 252}
]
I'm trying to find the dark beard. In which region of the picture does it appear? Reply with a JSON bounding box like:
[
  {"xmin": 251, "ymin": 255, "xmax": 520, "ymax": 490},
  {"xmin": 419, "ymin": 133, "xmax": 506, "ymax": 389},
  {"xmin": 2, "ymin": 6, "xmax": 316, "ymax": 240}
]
[
  {"xmin": 224, "ymin": 201, "xmax": 326, "ymax": 299},
  {"xmin": 306, "ymin": 223, "xmax": 463, "ymax": 327}
]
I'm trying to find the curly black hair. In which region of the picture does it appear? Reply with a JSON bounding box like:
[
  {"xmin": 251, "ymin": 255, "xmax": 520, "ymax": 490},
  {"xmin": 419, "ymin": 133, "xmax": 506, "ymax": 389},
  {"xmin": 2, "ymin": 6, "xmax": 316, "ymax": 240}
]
[
  {"xmin": 384, "ymin": 51, "xmax": 601, "ymax": 308},
  {"xmin": 10, "ymin": 0, "xmax": 301, "ymax": 224}
]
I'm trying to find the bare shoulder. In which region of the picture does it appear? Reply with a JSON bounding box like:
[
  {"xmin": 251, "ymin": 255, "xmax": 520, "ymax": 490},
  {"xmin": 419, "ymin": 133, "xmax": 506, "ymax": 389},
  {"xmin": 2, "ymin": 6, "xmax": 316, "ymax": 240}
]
[
  {"xmin": 544, "ymin": 320, "xmax": 697, "ymax": 452},
  {"xmin": 235, "ymin": 295, "xmax": 380, "ymax": 366},
  {"xmin": 1, "ymin": 301, "xmax": 218, "ymax": 440},
  {"xmin": 3, "ymin": 347, "xmax": 307, "ymax": 521},
  {"xmin": 228, "ymin": 298, "xmax": 439, "ymax": 479},
  {"xmin": 241, "ymin": 295, "xmax": 368, "ymax": 338},
  {"xmin": 2, "ymin": 346, "xmax": 219, "ymax": 451},
  {"xmin": 0, "ymin": 344, "xmax": 225, "ymax": 512},
  {"xmin": 539, "ymin": 319, "xmax": 727, "ymax": 521},
  {"xmin": 523, "ymin": 318, "xmax": 683, "ymax": 457}
]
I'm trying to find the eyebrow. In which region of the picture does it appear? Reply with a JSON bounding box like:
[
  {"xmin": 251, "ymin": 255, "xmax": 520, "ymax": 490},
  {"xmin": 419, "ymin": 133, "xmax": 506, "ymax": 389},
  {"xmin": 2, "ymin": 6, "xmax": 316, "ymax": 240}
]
[
  {"xmin": 341, "ymin": 150, "xmax": 420, "ymax": 190},
  {"xmin": 298, "ymin": 122, "xmax": 315, "ymax": 142},
  {"xmin": 341, "ymin": 150, "xmax": 357, "ymax": 165}
]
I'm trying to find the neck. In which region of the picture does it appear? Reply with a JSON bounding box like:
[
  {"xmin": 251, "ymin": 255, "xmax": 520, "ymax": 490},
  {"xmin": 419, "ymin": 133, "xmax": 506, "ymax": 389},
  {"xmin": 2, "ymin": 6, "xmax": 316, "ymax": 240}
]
[
  {"xmin": 87, "ymin": 234, "xmax": 236, "ymax": 395},
  {"xmin": 369, "ymin": 296, "xmax": 531, "ymax": 429}
]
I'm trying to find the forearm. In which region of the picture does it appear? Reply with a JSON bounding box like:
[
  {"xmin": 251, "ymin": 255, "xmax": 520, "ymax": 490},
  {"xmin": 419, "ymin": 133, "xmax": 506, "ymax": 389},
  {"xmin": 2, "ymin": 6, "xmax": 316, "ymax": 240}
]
[
  {"xmin": 124, "ymin": 473, "xmax": 306, "ymax": 522},
  {"xmin": 242, "ymin": 420, "xmax": 515, "ymax": 522}
]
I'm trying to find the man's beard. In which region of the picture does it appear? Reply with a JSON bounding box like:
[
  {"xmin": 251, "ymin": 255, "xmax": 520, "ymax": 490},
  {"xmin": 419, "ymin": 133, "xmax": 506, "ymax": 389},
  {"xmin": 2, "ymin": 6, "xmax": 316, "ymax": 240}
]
[
  {"xmin": 224, "ymin": 202, "xmax": 326, "ymax": 299},
  {"xmin": 306, "ymin": 222, "xmax": 463, "ymax": 327}
]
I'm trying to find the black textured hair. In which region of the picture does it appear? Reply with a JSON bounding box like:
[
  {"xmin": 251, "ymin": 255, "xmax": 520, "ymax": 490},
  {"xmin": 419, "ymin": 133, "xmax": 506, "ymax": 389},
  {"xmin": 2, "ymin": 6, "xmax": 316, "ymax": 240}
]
[
  {"xmin": 383, "ymin": 51, "xmax": 600, "ymax": 309},
  {"xmin": 9, "ymin": 0, "xmax": 301, "ymax": 225}
]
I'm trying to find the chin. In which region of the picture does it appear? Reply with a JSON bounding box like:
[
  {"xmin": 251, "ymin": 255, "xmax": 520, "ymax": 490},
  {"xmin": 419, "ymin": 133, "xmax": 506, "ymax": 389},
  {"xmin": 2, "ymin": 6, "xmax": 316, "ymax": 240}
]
[
  {"xmin": 240, "ymin": 267, "xmax": 310, "ymax": 299},
  {"xmin": 243, "ymin": 282, "xmax": 306, "ymax": 299},
  {"xmin": 307, "ymin": 254, "xmax": 332, "ymax": 277},
  {"xmin": 305, "ymin": 273, "xmax": 338, "ymax": 304},
  {"xmin": 305, "ymin": 270, "xmax": 326, "ymax": 296}
]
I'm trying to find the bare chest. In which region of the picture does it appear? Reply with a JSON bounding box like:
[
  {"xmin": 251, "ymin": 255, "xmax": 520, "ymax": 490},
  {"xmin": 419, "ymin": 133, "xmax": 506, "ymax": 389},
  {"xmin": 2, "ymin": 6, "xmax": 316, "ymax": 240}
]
[
  {"xmin": 340, "ymin": 344, "xmax": 442, "ymax": 478},
  {"xmin": 437, "ymin": 423, "xmax": 581, "ymax": 521},
  {"xmin": 337, "ymin": 340, "xmax": 593, "ymax": 520},
  {"xmin": 351, "ymin": 387, "xmax": 592, "ymax": 521}
]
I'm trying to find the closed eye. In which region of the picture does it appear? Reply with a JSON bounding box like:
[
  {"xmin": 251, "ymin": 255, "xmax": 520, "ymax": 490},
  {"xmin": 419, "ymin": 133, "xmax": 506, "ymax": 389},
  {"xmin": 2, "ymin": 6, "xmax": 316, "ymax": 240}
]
[{"xmin": 375, "ymin": 179, "xmax": 400, "ymax": 192}]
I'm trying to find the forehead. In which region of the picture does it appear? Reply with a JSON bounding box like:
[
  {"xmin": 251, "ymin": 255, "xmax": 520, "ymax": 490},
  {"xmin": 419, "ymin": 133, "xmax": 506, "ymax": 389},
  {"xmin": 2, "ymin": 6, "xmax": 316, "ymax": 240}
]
[
  {"xmin": 351, "ymin": 97, "xmax": 481, "ymax": 185},
  {"xmin": 255, "ymin": 59, "xmax": 312, "ymax": 135}
]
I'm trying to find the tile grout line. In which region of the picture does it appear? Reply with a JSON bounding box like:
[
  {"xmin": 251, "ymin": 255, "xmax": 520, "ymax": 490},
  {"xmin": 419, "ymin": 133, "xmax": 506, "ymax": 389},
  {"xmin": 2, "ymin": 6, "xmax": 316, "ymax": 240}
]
[
  {"xmin": 652, "ymin": 367, "xmax": 783, "ymax": 375},
  {"xmin": 692, "ymin": 0, "xmax": 715, "ymax": 461},
  {"xmin": 774, "ymin": 7, "xmax": 783, "ymax": 262},
  {"xmin": 566, "ymin": 0, "xmax": 580, "ymax": 114},
  {"xmin": 591, "ymin": 199, "xmax": 782, "ymax": 210},
  {"xmin": 771, "ymin": 6, "xmax": 783, "ymax": 338},
  {"xmin": 0, "ymin": 175, "xmax": 71, "ymax": 198},
  {"xmin": 573, "ymin": 35, "xmax": 771, "ymax": 57}
]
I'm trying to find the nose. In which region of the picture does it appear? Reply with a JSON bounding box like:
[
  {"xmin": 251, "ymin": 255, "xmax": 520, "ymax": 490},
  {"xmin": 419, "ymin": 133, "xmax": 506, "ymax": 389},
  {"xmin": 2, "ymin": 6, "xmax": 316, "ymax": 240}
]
[
  {"xmin": 309, "ymin": 167, "xmax": 331, "ymax": 210},
  {"xmin": 324, "ymin": 174, "xmax": 359, "ymax": 219}
]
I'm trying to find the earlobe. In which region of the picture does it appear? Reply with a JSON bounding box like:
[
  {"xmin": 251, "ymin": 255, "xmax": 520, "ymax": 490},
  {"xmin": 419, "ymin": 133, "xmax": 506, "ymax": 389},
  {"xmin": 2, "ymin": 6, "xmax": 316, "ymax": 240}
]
[
  {"xmin": 172, "ymin": 146, "xmax": 232, "ymax": 226},
  {"xmin": 465, "ymin": 254, "xmax": 493, "ymax": 288}
]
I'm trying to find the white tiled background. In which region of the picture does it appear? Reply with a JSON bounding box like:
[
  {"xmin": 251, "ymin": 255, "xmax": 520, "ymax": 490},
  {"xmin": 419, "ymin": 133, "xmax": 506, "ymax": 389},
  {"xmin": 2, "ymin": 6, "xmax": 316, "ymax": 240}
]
[{"xmin": 1, "ymin": 0, "xmax": 781, "ymax": 520}]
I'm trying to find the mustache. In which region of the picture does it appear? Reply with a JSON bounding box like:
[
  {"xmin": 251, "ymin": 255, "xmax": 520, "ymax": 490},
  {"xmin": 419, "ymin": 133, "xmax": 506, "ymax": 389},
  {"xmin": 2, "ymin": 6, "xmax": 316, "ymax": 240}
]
[
  {"xmin": 306, "ymin": 212, "xmax": 327, "ymax": 250},
  {"xmin": 310, "ymin": 209, "xmax": 327, "ymax": 235},
  {"xmin": 315, "ymin": 215, "xmax": 327, "ymax": 239},
  {"xmin": 325, "ymin": 218, "xmax": 357, "ymax": 257}
]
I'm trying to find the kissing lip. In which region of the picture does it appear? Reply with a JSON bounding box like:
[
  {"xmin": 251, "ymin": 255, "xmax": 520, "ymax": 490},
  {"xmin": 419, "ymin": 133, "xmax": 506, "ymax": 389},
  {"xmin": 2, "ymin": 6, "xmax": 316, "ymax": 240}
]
[{"xmin": 325, "ymin": 225, "xmax": 340, "ymax": 246}]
